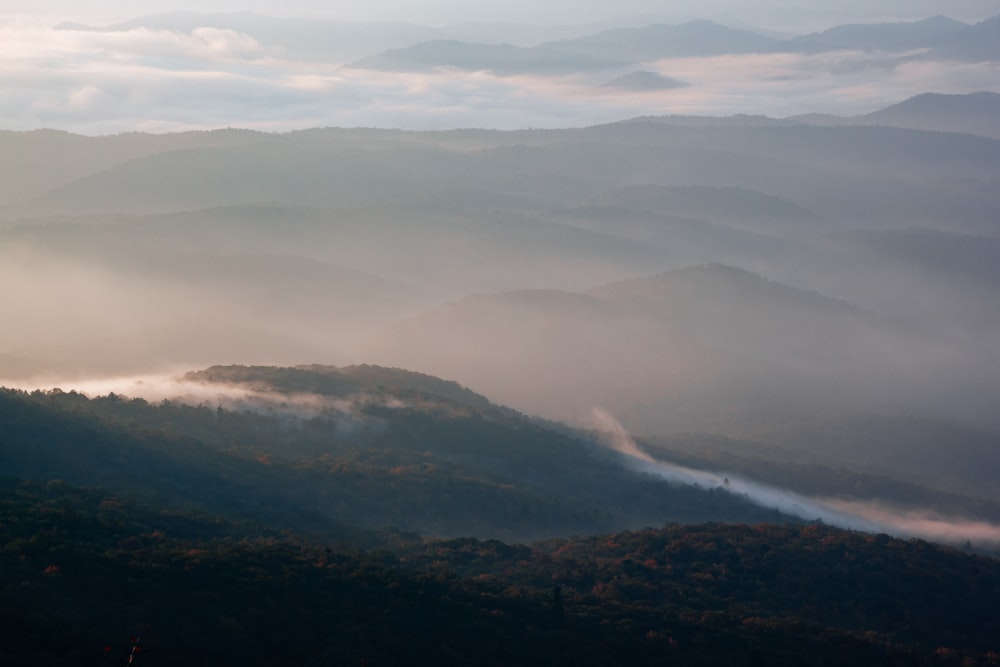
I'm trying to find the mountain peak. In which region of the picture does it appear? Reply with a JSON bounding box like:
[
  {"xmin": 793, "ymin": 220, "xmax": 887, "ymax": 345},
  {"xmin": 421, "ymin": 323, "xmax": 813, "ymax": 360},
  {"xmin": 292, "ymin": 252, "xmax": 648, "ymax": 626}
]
[{"xmin": 862, "ymin": 91, "xmax": 1000, "ymax": 138}]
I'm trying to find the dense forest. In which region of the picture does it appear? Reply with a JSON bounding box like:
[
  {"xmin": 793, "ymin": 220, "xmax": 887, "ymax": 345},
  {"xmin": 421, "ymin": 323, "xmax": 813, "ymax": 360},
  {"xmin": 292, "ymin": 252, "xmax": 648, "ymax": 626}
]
[
  {"xmin": 3, "ymin": 478, "xmax": 999, "ymax": 666},
  {"xmin": 2, "ymin": 365, "xmax": 1000, "ymax": 664},
  {"xmin": 0, "ymin": 368, "xmax": 792, "ymax": 542}
]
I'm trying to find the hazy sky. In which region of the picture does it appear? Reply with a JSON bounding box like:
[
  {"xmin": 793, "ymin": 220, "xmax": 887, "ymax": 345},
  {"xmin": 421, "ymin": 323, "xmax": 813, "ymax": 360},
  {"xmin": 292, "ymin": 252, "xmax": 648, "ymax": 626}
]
[{"xmin": 1, "ymin": 1, "xmax": 998, "ymax": 133}]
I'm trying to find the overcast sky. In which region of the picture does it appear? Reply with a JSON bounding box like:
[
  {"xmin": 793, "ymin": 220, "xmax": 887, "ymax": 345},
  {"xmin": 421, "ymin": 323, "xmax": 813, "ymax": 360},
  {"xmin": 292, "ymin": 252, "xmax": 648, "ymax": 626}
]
[{"xmin": 1, "ymin": 2, "xmax": 998, "ymax": 133}]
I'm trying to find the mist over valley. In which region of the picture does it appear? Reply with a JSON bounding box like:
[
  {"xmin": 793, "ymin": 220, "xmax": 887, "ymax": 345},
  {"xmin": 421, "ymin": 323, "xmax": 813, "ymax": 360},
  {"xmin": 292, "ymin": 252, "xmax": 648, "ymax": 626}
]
[
  {"xmin": 2, "ymin": 5, "xmax": 1000, "ymax": 665},
  {"xmin": 4, "ymin": 100, "xmax": 999, "ymax": 434}
]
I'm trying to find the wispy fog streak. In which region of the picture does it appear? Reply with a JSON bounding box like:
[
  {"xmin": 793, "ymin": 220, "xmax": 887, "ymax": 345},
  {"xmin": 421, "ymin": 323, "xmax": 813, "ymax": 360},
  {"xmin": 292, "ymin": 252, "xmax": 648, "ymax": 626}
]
[
  {"xmin": 592, "ymin": 408, "xmax": 1000, "ymax": 549},
  {"xmin": 0, "ymin": 373, "xmax": 404, "ymax": 421}
]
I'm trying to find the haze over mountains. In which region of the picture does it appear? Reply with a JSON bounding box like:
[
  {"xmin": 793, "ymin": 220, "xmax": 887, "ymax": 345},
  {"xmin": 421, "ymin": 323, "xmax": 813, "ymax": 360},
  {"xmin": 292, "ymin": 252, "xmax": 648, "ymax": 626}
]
[
  {"xmin": 347, "ymin": 15, "xmax": 1000, "ymax": 76},
  {"xmin": 3, "ymin": 90, "xmax": 1000, "ymax": 432},
  {"xmin": 3, "ymin": 6, "xmax": 1000, "ymax": 663},
  {"xmin": 56, "ymin": 11, "xmax": 1000, "ymax": 69},
  {"xmin": 2, "ymin": 85, "xmax": 999, "ymax": 535},
  {"xmin": 4, "ymin": 9, "xmax": 999, "ymax": 131}
]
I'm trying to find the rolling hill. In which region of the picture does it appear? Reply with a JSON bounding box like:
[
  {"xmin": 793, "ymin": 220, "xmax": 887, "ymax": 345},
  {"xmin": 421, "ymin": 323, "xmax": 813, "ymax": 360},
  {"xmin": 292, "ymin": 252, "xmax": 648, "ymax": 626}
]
[{"xmin": 0, "ymin": 365, "xmax": 794, "ymax": 542}]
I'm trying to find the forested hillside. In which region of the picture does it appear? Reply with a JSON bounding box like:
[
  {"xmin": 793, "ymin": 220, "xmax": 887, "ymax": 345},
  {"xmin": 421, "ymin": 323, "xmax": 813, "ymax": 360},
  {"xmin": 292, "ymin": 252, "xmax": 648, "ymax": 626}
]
[
  {"xmin": 3, "ymin": 477, "xmax": 998, "ymax": 666},
  {"xmin": 0, "ymin": 367, "xmax": 793, "ymax": 543}
]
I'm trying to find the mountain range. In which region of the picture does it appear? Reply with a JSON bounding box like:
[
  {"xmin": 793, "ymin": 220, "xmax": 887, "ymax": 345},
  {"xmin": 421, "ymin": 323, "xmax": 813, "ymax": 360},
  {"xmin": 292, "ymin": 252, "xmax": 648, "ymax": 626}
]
[
  {"xmin": 794, "ymin": 91, "xmax": 1000, "ymax": 139},
  {"xmin": 2, "ymin": 94, "xmax": 1000, "ymax": 434},
  {"xmin": 344, "ymin": 15, "xmax": 1000, "ymax": 75},
  {"xmin": 54, "ymin": 12, "xmax": 1000, "ymax": 74},
  {"xmin": 3, "ymin": 67, "xmax": 1000, "ymax": 663}
]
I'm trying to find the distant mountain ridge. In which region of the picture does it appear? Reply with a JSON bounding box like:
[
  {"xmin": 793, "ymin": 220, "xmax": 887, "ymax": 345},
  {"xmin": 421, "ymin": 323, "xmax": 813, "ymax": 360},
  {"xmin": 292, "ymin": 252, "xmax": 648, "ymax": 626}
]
[
  {"xmin": 185, "ymin": 363, "xmax": 495, "ymax": 409},
  {"xmin": 2, "ymin": 92, "xmax": 999, "ymax": 435},
  {"xmin": 931, "ymin": 14, "xmax": 1000, "ymax": 61},
  {"xmin": 541, "ymin": 19, "xmax": 780, "ymax": 60},
  {"xmin": 346, "ymin": 19, "xmax": 775, "ymax": 74},
  {"xmin": 344, "ymin": 14, "xmax": 999, "ymax": 75},
  {"xmin": 592, "ymin": 184, "xmax": 821, "ymax": 227},
  {"xmin": 347, "ymin": 39, "xmax": 625, "ymax": 74},
  {"xmin": 375, "ymin": 263, "xmax": 913, "ymax": 432},
  {"xmin": 791, "ymin": 15, "xmax": 969, "ymax": 51},
  {"xmin": 863, "ymin": 92, "xmax": 1000, "ymax": 137},
  {"xmin": 600, "ymin": 71, "xmax": 688, "ymax": 91},
  {"xmin": 8, "ymin": 115, "xmax": 996, "ymax": 230},
  {"xmin": 588, "ymin": 263, "xmax": 862, "ymax": 319},
  {"xmin": 789, "ymin": 91, "xmax": 1000, "ymax": 139},
  {"xmin": 48, "ymin": 11, "xmax": 1000, "ymax": 85}
]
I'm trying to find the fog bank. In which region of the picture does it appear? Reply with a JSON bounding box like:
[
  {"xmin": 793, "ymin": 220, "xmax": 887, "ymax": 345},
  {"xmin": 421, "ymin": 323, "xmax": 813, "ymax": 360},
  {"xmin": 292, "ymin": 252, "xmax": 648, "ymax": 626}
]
[{"xmin": 593, "ymin": 408, "xmax": 1000, "ymax": 550}]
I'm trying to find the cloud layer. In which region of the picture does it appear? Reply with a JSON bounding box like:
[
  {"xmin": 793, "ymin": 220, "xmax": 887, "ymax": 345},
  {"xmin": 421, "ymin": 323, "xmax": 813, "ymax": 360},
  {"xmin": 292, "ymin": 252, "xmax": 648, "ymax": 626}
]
[{"xmin": 1, "ymin": 16, "xmax": 997, "ymax": 133}]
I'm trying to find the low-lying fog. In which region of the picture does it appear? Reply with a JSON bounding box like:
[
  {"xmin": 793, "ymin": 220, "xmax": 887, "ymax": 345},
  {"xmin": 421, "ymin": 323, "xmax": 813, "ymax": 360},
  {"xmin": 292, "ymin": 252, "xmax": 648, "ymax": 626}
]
[
  {"xmin": 8, "ymin": 366, "xmax": 1000, "ymax": 550},
  {"xmin": 2, "ymin": 8, "xmax": 999, "ymax": 550},
  {"xmin": 593, "ymin": 408, "xmax": 1000, "ymax": 551}
]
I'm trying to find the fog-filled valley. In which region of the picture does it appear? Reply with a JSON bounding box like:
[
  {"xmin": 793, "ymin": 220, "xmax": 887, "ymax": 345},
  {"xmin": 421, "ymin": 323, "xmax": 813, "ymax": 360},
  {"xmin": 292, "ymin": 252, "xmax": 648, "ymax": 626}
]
[
  {"xmin": 3, "ymin": 101, "xmax": 1000, "ymax": 434},
  {"xmin": 3, "ymin": 6, "xmax": 1000, "ymax": 665}
]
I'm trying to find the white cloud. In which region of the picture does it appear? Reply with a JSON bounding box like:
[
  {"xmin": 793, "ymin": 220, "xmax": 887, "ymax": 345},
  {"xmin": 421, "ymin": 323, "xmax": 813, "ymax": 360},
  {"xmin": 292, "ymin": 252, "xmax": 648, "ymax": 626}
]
[
  {"xmin": 189, "ymin": 26, "xmax": 261, "ymax": 57},
  {"xmin": 617, "ymin": 50, "xmax": 1000, "ymax": 117},
  {"xmin": 67, "ymin": 85, "xmax": 103, "ymax": 109},
  {"xmin": 0, "ymin": 18, "xmax": 997, "ymax": 133}
]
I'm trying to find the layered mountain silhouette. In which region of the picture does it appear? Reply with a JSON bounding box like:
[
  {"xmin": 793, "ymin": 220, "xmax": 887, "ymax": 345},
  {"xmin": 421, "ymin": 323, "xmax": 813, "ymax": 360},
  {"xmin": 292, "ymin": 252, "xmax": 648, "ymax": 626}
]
[
  {"xmin": 541, "ymin": 20, "xmax": 780, "ymax": 61},
  {"xmin": 795, "ymin": 92, "xmax": 1000, "ymax": 139},
  {"xmin": 790, "ymin": 15, "xmax": 969, "ymax": 51},
  {"xmin": 932, "ymin": 15, "xmax": 1000, "ymax": 61},
  {"xmin": 344, "ymin": 15, "xmax": 1000, "ymax": 75},
  {"xmin": 600, "ymin": 71, "xmax": 688, "ymax": 91},
  {"xmin": 3, "ymin": 106, "xmax": 999, "ymax": 431},
  {"xmin": 6, "ymin": 111, "xmax": 997, "ymax": 230},
  {"xmin": 348, "ymin": 40, "xmax": 625, "ymax": 74},
  {"xmin": 373, "ymin": 264, "xmax": 923, "ymax": 432}
]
